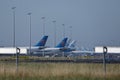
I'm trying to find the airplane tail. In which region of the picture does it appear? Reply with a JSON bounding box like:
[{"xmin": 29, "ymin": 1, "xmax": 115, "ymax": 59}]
[
  {"xmin": 35, "ymin": 35, "xmax": 48, "ymax": 47},
  {"xmin": 56, "ymin": 38, "xmax": 68, "ymax": 48},
  {"xmin": 63, "ymin": 40, "xmax": 76, "ymax": 52},
  {"xmin": 65, "ymin": 39, "xmax": 72, "ymax": 47},
  {"xmin": 68, "ymin": 40, "xmax": 76, "ymax": 48}
]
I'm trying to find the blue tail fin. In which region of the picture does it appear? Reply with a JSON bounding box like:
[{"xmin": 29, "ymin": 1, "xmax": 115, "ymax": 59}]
[
  {"xmin": 35, "ymin": 36, "xmax": 48, "ymax": 46},
  {"xmin": 56, "ymin": 38, "xmax": 68, "ymax": 48}
]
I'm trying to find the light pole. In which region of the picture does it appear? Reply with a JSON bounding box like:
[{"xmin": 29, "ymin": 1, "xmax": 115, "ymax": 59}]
[
  {"xmin": 53, "ymin": 20, "xmax": 56, "ymax": 47},
  {"xmin": 16, "ymin": 47, "xmax": 20, "ymax": 73},
  {"xmin": 12, "ymin": 7, "xmax": 16, "ymax": 47},
  {"xmin": 62, "ymin": 24, "xmax": 65, "ymax": 57},
  {"xmin": 41, "ymin": 17, "xmax": 45, "ymax": 56},
  {"xmin": 62, "ymin": 24, "xmax": 65, "ymax": 38},
  {"xmin": 27, "ymin": 13, "xmax": 32, "ymax": 55},
  {"xmin": 41, "ymin": 17, "xmax": 45, "ymax": 35},
  {"xmin": 103, "ymin": 46, "xmax": 107, "ymax": 79},
  {"xmin": 69, "ymin": 26, "xmax": 72, "ymax": 40}
]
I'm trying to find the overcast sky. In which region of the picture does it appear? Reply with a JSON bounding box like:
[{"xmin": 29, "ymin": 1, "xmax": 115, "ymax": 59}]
[{"xmin": 0, "ymin": 0, "xmax": 120, "ymax": 49}]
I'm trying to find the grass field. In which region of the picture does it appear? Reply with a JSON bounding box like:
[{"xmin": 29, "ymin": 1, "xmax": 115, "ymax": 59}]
[{"xmin": 0, "ymin": 62, "xmax": 119, "ymax": 80}]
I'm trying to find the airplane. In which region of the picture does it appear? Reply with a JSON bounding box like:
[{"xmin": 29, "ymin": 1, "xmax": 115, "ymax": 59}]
[
  {"xmin": 67, "ymin": 50, "xmax": 94, "ymax": 57},
  {"xmin": 62, "ymin": 40, "xmax": 94, "ymax": 57},
  {"xmin": 67, "ymin": 46, "xmax": 94, "ymax": 57},
  {"xmin": 19, "ymin": 35, "xmax": 48, "ymax": 53},
  {"xmin": 59, "ymin": 40, "xmax": 77, "ymax": 57},
  {"xmin": 64, "ymin": 40, "xmax": 77, "ymax": 51},
  {"xmin": 36, "ymin": 37, "xmax": 68, "ymax": 53},
  {"xmin": 71, "ymin": 50, "xmax": 94, "ymax": 54},
  {"xmin": 71, "ymin": 47, "xmax": 94, "ymax": 54}
]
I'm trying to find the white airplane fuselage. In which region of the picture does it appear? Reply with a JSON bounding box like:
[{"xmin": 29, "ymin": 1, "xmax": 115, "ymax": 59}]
[{"xmin": 40, "ymin": 48, "xmax": 61, "ymax": 53}]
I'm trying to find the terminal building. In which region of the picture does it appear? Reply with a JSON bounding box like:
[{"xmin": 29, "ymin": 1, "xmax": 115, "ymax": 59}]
[{"xmin": 94, "ymin": 46, "xmax": 120, "ymax": 59}]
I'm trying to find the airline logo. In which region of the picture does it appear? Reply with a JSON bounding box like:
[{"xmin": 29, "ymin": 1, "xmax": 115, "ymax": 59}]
[
  {"xmin": 61, "ymin": 41, "xmax": 65, "ymax": 47},
  {"xmin": 40, "ymin": 40, "xmax": 45, "ymax": 45}
]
